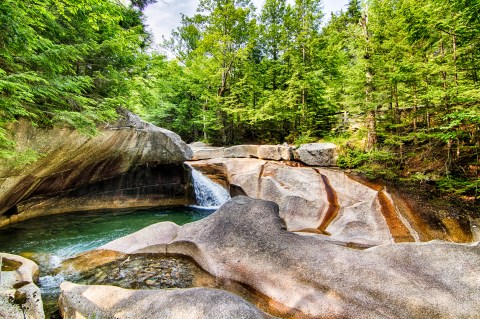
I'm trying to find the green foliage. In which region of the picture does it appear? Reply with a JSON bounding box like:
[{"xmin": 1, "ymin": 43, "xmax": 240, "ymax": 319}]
[
  {"xmin": 0, "ymin": 0, "xmax": 152, "ymax": 156},
  {"xmin": 337, "ymin": 148, "xmax": 371, "ymax": 169},
  {"xmin": 437, "ymin": 177, "xmax": 480, "ymax": 199},
  {"xmin": 2, "ymin": 0, "xmax": 478, "ymax": 201},
  {"xmin": 154, "ymin": 0, "xmax": 338, "ymax": 144}
]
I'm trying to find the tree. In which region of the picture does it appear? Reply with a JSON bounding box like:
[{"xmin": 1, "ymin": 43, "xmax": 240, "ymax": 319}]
[{"xmin": 0, "ymin": 0, "xmax": 153, "ymax": 157}]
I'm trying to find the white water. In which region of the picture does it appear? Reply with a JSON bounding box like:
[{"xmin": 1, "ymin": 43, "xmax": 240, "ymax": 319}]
[{"xmin": 190, "ymin": 168, "xmax": 231, "ymax": 209}]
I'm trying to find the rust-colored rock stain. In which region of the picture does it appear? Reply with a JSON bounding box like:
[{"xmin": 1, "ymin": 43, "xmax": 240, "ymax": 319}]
[
  {"xmin": 318, "ymin": 173, "xmax": 340, "ymax": 234},
  {"xmin": 390, "ymin": 190, "xmax": 474, "ymax": 243},
  {"xmin": 377, "ymin": 191, "xmax": 415, "ymax": 243}
]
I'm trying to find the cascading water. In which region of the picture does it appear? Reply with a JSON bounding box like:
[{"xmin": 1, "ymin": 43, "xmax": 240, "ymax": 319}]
[{"xmin": 190, "ymin": 167, "xmax": 231, "ymax": 209}]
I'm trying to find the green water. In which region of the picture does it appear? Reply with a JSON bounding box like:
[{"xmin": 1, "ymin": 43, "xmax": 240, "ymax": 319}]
[
  {"xmin": 0, "ymin": 206, "xmax": 212, "ymax": 317},
  {"xmin": 0, "ymin": 207, "xmax": 210, "ymax": 262}
]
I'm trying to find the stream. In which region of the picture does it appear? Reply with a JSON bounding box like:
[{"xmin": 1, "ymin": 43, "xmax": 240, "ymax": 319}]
[
  {"xmin": 0, "ymin": 167, "xmax": 231, "ymax": 317},
  {"xmin": 0, "ymin": 206, "xmax": 213, "ymax": 317}
]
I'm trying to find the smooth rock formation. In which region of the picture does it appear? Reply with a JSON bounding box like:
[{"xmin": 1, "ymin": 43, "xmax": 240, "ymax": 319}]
[
  {"xmin": 189, "ymin": 159, "xmax": 416, "ymax": 246},
  {"xmin": 189, "ymin": 158, "xmax": 473, "ymax": 244},
  {"xmin": 294, "ymin": 143, "xmax": 337, "ymax": 166},
  {"xmin": 100, "ymin": 196, "xmax": 480, "ymax": 319},
  {"xmin": 191, "ymin": 146, "xmax": 226, "ymax": 160},
  {"xmin": 0, "ymin": 253, "xmax": 44, "ymax": 319},
  {"xmin": 189, "ymin": 142, "xmax": 337, "ymax": 166},
  {"xmin": 59, "ymin": 282, "xmax": 271, "ymax": 319},
  {"xmin": 0, "ymin": 110, "xmax": 193, "ymax": 227}
]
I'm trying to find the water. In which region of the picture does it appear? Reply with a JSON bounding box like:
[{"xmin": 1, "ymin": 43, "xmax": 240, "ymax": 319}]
[
  {"xmin": 0, "ymin": 207, "xmax": 210, "ymax": 264},
  {"xmin": 0, "ymin": 207, "xmax": 211, "ymax": 317},
  {"xmin": 190, "ymin": 167, "xmax": 231, "ymax": 209},
  {"xmin": 0, "ymin": 169, "xmax": 229, "ymax": 316}
]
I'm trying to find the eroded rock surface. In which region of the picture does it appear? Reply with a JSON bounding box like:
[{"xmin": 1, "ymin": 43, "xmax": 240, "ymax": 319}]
[
  {"xmin": 257, "ymin": 145, "xmax": 292, "ymax": 161},
  {"xmin": 0, "ymin": 253, "xmax": 44, "ymax": 319},
  {"xmin": 100, "ymin": 197, "xmax": 480, "ymax": 319},
  {"xmin": 190, "ymin": 144, "xmax": 293, "ymax": 162},
  {"xmin": 0, "ymin": 111, "xmax": 193, "ymax": 227},
  {"xmin": 189, "ymin": 159, "xmax": 410, "ymax": 246},
  {"xmin": 224, "ymin": 145, "xmax": 259, "ymax": 159},
  {"xmin": 59, "ymin": 282, "xmax": 272, "ymax": 319},
  {"xmin": 189, "ymin": 158, "xmax": 473, "ymax": 245}
]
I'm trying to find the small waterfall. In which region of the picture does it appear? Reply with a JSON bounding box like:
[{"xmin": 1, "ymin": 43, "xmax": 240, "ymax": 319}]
[{"xmin": 190, "ymin": 167, "xmax": 230, "ymax": 209}]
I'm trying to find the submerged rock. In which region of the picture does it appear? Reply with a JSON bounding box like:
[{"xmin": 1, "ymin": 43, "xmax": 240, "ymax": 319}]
[
  {"xmin": 101, "ymin": 196, "xmax": 480, "ymax": 319},
  {"xmin": 0, "ymin": 110, "xmax": 193, "ymax": 227},
  {"xmin": 59, "ymin": 282, "xmax": 272, "ymax": 319}
]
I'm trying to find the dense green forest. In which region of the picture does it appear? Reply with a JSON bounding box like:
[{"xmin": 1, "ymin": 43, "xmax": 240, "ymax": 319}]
[{"xmin": 1, "ymin": 0, "xmax": 478, "ymax": 200}]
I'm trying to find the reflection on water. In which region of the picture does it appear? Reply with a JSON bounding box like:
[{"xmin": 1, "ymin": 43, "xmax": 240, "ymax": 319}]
[{"xmin": 0, "ymin": 206, "xmax": 212, "ymax": 317}]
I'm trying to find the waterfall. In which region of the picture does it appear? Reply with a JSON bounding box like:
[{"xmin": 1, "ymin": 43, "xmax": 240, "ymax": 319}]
[{"xmin": 190, "ymin": 167, "xmax": 230, "ymax": 209}]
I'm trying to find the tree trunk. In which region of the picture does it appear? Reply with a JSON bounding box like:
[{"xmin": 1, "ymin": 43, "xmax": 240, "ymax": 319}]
[
  {"xmin": 366, "ymin": 109, "xmax": 377, "ymax": 151},
  {"xmin": 361, "ymin": 4, "xmax": 376, "ymax": 151},
  {"xmin": 452, "ymin": 34, "xmax": 458, "ymax": 93},
  {"xmin": 203, "ymin": 100, "xmax": 208, "ymax": 141},
  {"xmin": 413, "ymin": 84, "xmax": 418, "ymax": 145},
  {"xmin": 440, "ymin": 39, "xmax": 448, "ymax": 107}
]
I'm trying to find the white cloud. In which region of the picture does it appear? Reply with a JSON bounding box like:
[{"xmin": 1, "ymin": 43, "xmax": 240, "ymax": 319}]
[
  {"xmin": 143, "ymin": 0, "xmax": 197, "ymax": 44},
  {"xmin": 144, "ymin": 0, "xmax": 350, "ymax": 46}
]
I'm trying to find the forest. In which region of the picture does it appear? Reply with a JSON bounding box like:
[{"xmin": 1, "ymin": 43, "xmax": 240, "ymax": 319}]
[{"xmin": 1, "ymin": 0, "xmax": 479, "ymax": 200}]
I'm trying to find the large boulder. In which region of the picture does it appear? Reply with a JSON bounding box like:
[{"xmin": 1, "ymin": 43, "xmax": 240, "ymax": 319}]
[
  {"xmin": 0, "ymin": 111, "xmax": 193, "ymax": 227},
  {"xmin": 224, "ymin": 145, "xmax": 259, "ymax": 158},
  {"xmin": 59, "ymin": 282, "xmax": 271, "ymax": 319},
  {"xmin": 294, "ymin": 143, "xmax": 337, "ymax": 166},
  {"xmin": 0, "ymin": 253, "xmax": 44, "ymax": 319},
  {"xmin": 101, "ymin": 196, "xmax": 480, "ymax": 319},
  {"xmin": 256, "ymin": 145, "xmax": 292, "ymax": 161},
  {"xmin": 189, "ymin": 158, "xmax": 473, "ymax": 245},
  {"xmin": 191, "ymin": 146, "xmax": 226, "ymax": 160}
]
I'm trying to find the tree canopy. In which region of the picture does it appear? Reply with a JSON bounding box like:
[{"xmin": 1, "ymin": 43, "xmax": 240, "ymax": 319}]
[{"xmin": 1, "ymin": 0, "xmax": 478, "ymax": 199}]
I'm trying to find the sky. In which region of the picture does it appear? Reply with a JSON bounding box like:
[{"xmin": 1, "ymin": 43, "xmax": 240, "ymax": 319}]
[{"xmin": 144, "ymin": 0, "xmax": 350, "ymax": 47}]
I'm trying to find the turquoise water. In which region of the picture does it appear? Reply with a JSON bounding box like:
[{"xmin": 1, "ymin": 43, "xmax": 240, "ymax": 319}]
[
  {"xmin": 0, "ymin": 207, "xmax": 210, "ymax": 264},
  {"xmin": 0, "ymin": 206, "xmax": 212, "ymax": 317}
]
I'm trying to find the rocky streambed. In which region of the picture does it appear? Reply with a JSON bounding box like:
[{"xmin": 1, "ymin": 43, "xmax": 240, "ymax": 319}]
[
  {"xmin": 57, "ymin": 196, "xmax": 480, "ymax": 319},
  {"xmin": 1, "ymin": 112, "xmax": 479, "ymax": 318}
]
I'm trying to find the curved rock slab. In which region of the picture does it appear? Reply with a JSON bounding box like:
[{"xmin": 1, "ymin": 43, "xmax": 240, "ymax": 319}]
[
  {"xmin": 190, "ymin": 159, "xmax": 408, "ymax": 246},
  {"xmin": 0, "ymin": 111, "xmax": 193, "ymax": 227},
  {"xmin": 0, "ymin": 253, "xmax": 44, "ymax": 319},
  {"xmin": 59, "ymin": 282, "xmax": 271, "ymax": 319},
  {"xmin": 104, "ymin": 197, "xmax": 480, "ymax": 318},
  {"xmin": 190, "ymin": 158, "xmax": 473, "ymax": 245}
]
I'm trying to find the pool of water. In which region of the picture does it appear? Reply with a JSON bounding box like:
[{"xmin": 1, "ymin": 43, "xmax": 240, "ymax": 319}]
[
  {"xmin": 0, "ymin": 206, "xmax": 212, "ymax": 317},
  {"xmin": 0, "ymin": 207, "xmax": 211, "ymax": 262}
]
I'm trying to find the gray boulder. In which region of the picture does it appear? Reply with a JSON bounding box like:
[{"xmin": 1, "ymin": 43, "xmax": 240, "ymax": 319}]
[
  {"xmin": 59, "ymin": 282, "xmax": 271, "ymax": 319},
  {"xmin": 294, "ymin": 143, "xmax": 337, "ymax": 166},
  {"xmin": 191, "ymin": 146, "xmax": 226, "ymax": 160},
  {"xmin": 256, "ymin": 145, "xmax": 292, "ymax": 161},
  {"xmin": 224, "ymin": 145, "xmax": 259, "ymax": 158}
]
